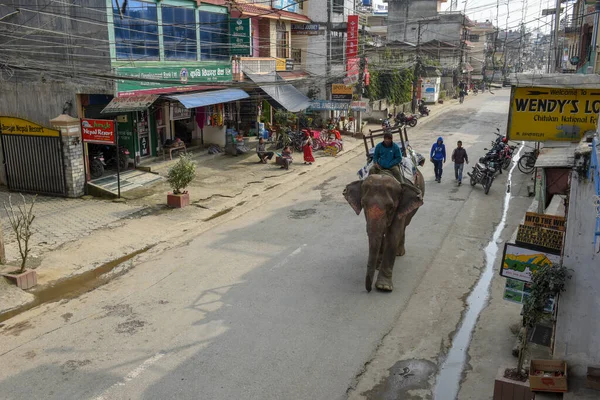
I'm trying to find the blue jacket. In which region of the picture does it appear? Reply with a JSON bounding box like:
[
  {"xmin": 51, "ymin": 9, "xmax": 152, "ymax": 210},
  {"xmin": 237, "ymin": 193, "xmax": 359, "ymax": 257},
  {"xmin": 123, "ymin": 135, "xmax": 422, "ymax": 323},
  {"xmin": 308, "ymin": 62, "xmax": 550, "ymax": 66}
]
[
  {"xmin": 374, "ymin": 141, "xmax": 402, "ymax": 169},
  {"xmin": 430, "ymin": 137, "xmax": 446, "ymax": 161}
]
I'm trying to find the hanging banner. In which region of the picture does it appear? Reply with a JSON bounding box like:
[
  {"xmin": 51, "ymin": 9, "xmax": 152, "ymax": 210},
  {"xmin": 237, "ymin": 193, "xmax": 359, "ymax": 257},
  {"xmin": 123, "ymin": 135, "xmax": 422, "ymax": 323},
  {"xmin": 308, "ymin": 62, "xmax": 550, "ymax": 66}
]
[
  {"xmin": 508, "ymin": 87, "xmax": 599, "ymax": 142},
  {"xmin": 346, "ymin": 15, "xmax": 359, "ymax": 59},
  {"xmin": 500, "ymin": 243, "xmax": 561, "ymax": 283},
  {"xmin": 81, "ymin": 119, "xmax": 115, "ymax": 144}
]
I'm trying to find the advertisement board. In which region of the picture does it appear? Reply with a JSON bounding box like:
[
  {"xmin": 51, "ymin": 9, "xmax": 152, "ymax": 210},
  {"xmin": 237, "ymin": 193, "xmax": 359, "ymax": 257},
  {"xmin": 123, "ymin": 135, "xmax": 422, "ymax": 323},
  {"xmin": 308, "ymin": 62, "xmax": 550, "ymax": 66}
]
[
  {"xmin": 500, "ymin": 243, "xmax": 561, "ymax": 283},
  {"xmin": 309, "ymin": 100, "xmax": 350, "ymax": 111},
  {"xmin": 0, "ymin": 117, "xmax": 59, "ymax": 137},
  {"xmin": 81, "ymin": 119, "xmax": 115, "ymax": 144},
  {"xmin": 508, "ymin": 87, "xmax": 599, "ymax": 142},
  {"xmin": 524, "ymin": 212, "xmax": 566, "ymax": 231},
  {"xmin": 331, "ymin": 84, "xmax": 353, "ymax": 101},
  {"xmin": 229, "ymin": 18, "xmax": 251, "ymax": 56},
  {"xmin": 516, "ymin": 224, "xmax": 564, "ymax": 253},
  {"xmin": 346, "ymin": 15, "xmax": 359, "ymax": 59},
  {"xmin": 116, "ymin": 64, "xmax": 233, "ymax": 95}
]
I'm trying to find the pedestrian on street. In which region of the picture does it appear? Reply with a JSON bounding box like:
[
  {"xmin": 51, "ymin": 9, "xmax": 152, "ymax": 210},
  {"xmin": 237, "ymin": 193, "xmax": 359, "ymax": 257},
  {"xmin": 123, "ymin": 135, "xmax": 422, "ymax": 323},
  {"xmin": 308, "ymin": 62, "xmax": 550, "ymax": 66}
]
[
  {"xmin": 451, "ymin": 140, "xmax": 469, "ymax": 186},
  {"xmin": 302, "ymin": 132, "xmax": 315, "ymax": 165},
  {"xmin": 430, "ymin": 136, "xmax": 446, "ymax": 183}
]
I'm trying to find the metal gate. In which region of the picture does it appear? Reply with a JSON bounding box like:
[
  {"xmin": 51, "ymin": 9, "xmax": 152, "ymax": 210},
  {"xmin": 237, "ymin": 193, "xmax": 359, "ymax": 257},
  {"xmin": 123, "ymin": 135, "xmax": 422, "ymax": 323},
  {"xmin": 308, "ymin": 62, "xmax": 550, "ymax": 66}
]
[{"xmin": 0, "ymin": 117, "xmax": 67, "ymax": 196}]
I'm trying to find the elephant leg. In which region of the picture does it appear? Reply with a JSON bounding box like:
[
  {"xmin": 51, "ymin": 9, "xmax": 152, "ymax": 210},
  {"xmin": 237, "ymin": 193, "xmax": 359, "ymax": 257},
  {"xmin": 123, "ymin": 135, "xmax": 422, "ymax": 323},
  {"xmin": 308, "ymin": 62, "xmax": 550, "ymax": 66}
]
[
  {"xmin": 396, "ymin": 221, "xmax": 407, "ymax": 257},
  {"xmin": 376, "ymin": 229, "xmax": 400, "ymax": 292}
]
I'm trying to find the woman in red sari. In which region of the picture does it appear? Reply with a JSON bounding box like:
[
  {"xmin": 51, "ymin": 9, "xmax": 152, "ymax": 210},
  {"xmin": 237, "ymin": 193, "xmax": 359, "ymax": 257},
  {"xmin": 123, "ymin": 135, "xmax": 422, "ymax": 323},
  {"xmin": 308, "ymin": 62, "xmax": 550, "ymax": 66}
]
[{"xmin": 303, "ymin": 132, "xmax": 315, "ymax": 165}]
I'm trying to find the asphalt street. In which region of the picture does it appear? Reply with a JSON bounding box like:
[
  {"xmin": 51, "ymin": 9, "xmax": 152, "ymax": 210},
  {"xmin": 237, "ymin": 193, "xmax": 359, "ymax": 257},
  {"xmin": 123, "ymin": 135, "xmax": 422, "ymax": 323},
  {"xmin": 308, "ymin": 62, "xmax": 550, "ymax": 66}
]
[{"xmin": 0, "ymin": 91, "xmax": 531, "ymax": 400}]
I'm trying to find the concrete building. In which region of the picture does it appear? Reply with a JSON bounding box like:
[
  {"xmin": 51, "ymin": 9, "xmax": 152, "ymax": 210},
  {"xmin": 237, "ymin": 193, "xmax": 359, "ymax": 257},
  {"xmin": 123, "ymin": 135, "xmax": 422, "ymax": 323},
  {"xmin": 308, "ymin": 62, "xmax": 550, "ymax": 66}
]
[
  {"xmin": 387, "ymin": 0, "xmax": 474, "ymax": 77},
  {"xmin": 468, "ymin": 20, "xmax": 496, "ymax": 79}
]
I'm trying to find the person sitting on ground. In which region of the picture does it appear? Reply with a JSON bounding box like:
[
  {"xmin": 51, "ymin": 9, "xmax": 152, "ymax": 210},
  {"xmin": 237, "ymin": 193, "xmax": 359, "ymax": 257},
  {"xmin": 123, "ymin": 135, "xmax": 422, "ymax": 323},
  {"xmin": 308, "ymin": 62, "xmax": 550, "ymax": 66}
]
[
  {"xmin": 372, "ymin": 132, "xmax": 403, "ymax": 182},
  {"xmin": 235, "ymin": 133, "xmax": 248, "ymax": 155},
  {"xmin": 256, "ymin": 137, "xmax": 274, "ymax": 164},
  {"xmin": 280, "ymin": 145, "xmax": 293, "ymax": 170}
]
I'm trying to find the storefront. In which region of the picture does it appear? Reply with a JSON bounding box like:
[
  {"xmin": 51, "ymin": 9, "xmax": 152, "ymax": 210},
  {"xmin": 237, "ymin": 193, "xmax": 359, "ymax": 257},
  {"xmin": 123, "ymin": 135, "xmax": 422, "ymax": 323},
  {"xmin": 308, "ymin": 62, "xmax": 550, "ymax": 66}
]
[{"xmin": 98, "ymin": 63, "xmax": 235, "ymax": 160}]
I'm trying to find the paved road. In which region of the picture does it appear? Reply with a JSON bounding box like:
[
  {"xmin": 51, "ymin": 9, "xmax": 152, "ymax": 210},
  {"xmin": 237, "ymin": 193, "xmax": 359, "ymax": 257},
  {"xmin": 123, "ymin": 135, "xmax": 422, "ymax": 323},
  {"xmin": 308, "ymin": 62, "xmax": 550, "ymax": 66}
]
[{"xmin": 0, "ymin": 91, "xmax": 529, "ymax": 399}]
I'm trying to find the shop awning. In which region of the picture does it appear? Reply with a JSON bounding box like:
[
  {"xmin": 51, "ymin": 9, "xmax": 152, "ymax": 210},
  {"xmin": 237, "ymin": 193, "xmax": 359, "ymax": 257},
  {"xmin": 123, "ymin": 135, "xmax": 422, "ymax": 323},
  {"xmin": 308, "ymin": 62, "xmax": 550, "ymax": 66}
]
[
  {"xmin": 167, "ymin": 88, "xmax": 249, "ymax": 109},
  {"xmin": 101, "ymin": 95, "xmax": 159, "ymax": 114},
  {"xmin": 247, "ymin": 73, "xmax": 311, "ymax": 112}
]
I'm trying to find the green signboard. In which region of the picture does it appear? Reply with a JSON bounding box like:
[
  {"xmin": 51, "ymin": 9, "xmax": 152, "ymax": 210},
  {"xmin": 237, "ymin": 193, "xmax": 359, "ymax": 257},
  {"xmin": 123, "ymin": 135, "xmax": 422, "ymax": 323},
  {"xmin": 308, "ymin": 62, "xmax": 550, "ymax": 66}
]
[
  {"xmin": 116, "ymin": 64, "xmax": 233, "ymax": 94},
  {"xmin": 229, "ymin": 18, "xmax": 251, "ymax": 56}
]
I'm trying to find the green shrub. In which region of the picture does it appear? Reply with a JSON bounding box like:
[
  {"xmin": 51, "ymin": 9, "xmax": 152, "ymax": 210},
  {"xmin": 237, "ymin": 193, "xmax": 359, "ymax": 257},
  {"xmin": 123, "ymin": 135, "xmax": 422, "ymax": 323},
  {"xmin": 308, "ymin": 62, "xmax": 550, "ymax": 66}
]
[{"xmin": 167, "ymin": 154, "xmax": 196, "ymax": 194}]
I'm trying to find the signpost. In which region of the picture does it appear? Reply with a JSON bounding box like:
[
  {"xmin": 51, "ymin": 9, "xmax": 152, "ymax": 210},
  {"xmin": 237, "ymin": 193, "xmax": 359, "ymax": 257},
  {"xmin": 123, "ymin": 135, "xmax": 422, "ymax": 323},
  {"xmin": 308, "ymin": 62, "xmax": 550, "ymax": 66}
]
[
  {"xmin": 80, "ymin": 118, "xmax": 121, "ymax": 198},
  {"xmin": 507, "ymin": 87, "xmax": 599, "ymax": 142}
]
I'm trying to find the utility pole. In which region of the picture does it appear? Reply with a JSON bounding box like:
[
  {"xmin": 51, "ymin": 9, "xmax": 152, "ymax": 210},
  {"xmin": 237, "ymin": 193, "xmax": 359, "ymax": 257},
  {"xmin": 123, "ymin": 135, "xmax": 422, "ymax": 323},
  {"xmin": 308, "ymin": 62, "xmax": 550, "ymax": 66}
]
[
  {"xmin": 326, "ymin": 0, "xmax": 332, "ymax": 114},
  {"xmin": 411, "ymin": 21, "xmax": 423, "ymax": 113},
  {"xmin": 356, "ymin": 22, "xmax": 367, "ymax": 134},
  {"xmin": 553, "ymin": 0, "xmax": 561, "ymax": 72},
  {"xmin": 411, "ymin": 17, "xmax": 439, "ymax": 113}
]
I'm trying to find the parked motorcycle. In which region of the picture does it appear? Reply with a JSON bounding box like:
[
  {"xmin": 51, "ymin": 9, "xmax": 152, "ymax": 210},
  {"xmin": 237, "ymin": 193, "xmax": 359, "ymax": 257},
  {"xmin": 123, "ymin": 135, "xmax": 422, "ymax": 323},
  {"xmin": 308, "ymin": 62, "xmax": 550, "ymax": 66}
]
[
  {"xmin": 89, "ymin": 151, "xmax": 105, "ymax": 179},
  {"xmin": 380, "ymin": 114, "xmax": 393, "ymax": 131},
  {"xmin": 467, "ymin": 159, "xmax": 498, "ymax": 194},
  {"xmin": 395, "ymin": 112, "xmax": 418, "ymax": 127},
  {"xmin": 418, "ymin": 100, "xmax": 430, "ymax": 117},
  {"xmin": 101, "ymin": 145, "xmax": 130, "ymax": 171}
]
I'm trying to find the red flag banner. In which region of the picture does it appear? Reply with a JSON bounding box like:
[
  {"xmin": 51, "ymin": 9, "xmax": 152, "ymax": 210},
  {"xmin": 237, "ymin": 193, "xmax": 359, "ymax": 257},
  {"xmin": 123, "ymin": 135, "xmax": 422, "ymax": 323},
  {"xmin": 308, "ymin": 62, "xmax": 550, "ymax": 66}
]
[{"xmin": 346, "ymin": 15, "xmax": 359, "ymax": 59}]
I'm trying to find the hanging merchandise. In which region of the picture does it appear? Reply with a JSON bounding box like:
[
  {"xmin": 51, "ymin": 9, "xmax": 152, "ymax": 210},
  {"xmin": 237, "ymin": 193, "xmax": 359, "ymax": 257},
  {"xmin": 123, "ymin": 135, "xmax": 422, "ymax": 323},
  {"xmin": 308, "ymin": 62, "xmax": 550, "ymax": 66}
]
[
  {"xmin": 218, "ymin": 104, "xmax": 224, "ymax": 126},
  {"xmin": 196, "ymin": 107, "xmax": 206, "ymax": 129}
]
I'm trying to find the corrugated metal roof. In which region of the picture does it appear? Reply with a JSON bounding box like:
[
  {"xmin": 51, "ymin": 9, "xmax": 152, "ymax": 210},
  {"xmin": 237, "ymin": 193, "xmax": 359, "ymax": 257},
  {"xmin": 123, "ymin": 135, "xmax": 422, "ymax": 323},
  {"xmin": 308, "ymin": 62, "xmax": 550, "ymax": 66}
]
[{"xmin": 534, "ymin": 143, "xmax": 579, "ymax": 168}]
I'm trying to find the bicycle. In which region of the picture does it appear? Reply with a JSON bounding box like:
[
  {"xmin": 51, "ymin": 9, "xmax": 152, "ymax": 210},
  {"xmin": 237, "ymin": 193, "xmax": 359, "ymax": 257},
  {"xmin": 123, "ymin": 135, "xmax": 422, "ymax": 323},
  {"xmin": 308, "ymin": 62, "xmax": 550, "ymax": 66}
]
[{"xmin": 517, "ymin": 148, "xmax": 539, "ymax": 174}]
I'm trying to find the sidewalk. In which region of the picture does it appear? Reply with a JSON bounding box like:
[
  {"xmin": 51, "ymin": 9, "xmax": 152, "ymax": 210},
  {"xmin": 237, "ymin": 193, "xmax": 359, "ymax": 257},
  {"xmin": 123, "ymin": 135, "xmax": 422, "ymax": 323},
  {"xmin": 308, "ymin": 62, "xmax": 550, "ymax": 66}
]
[{"xmin": 0, "ymin": 93, "xmax": 472, "ymax": 318}]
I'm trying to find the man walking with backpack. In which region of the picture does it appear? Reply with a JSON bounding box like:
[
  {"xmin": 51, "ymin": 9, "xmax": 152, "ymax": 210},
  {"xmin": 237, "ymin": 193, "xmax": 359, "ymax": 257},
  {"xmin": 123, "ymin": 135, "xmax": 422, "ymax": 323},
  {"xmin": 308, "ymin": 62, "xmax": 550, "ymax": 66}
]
[
  {"xmin": 430, "ymin": 136, "xmax": 446, "ymax": 183},
  {"xmin": 451, "ymin": 140, "xmax": 469, "ymax": 185}
]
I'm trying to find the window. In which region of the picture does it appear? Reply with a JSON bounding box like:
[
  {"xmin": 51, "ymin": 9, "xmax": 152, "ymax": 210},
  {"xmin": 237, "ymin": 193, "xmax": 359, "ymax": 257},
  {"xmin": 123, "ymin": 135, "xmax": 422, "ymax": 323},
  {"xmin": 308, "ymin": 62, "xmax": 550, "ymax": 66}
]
[
  {"xmin": 162, "ymin": 6, "xmax": 197, "ymax": 60},
  {"xmin": 469, "ymin": 34, "xmax": 480, "ymax": 42},
  {"xmin": 199, "ymin": 11, "xmax": 228, "ymax": 61},
  {"xmin": 331, "ymin": 31, "xmax": 344, "ymax": 62},
  {"xmin": 276, "ymin": 21, "xmax": 288, "ymax": 59},
  {"xmin": 292, "ymin": 48, "xmax": 302, "ymax": 64},
  {"xmin": 332, "ymin": 0, "xmax": 344, "ymax": 14},
  {"xmin": 112, "ymin": 0, "xmax": 159, "ymax": 60}
]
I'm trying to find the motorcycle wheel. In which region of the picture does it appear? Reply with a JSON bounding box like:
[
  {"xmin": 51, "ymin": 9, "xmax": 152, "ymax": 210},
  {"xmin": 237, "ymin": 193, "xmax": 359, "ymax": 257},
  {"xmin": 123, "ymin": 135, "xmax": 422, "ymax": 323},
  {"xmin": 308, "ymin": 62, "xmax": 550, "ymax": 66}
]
[
  {"xmin": 408, "ymin": 119, "xmax": 417, "ymax": 127},
  {"xmin": 502, "ymin": 158, "xmax": 511, "ymax": 170},
  {"xmin": 470, "ymin": 176, "xmax": 477, "ymax": 186},
  {"xmin": 90, "ymin": 159, "xmax": 104, "ymax": 179},
  {"xmin": 484, "ymin": 178, "xmax": 493, "ymax": 195},
  {"xmin": 119, "ymin": 153, "xmax": 129, "ymax": 171}
]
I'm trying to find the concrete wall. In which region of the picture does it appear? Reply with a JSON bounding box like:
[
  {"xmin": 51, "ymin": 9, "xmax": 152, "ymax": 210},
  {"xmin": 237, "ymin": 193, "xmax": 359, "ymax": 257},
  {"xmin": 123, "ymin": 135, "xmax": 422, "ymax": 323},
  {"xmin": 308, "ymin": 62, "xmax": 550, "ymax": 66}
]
[
  {"xmin": 554, "ymin": 161, "xmax": 600, "ymax": 377},
  {"xmin": 0, "ymin": 0, "xmax": 112, "ymax": 125},
  {"xmin": 203, "ymin": 126, "xmax": 227, "ymax": 147}
]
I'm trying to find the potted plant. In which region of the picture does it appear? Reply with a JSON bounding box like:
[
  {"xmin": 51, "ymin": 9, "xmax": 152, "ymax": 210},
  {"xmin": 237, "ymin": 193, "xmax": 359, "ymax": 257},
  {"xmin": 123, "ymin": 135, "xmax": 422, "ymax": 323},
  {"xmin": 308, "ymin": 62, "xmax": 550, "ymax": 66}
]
[
  {"xmin": 1, "ymin": 195, "xmax": 37, "ymax": 290},
  {"xmin": 167, "ymin": 153, "xmax": 196, "ymax": 208},
  {"xmin": 493, "ymin": 263, "xmax": 570, "ymax": 400}
]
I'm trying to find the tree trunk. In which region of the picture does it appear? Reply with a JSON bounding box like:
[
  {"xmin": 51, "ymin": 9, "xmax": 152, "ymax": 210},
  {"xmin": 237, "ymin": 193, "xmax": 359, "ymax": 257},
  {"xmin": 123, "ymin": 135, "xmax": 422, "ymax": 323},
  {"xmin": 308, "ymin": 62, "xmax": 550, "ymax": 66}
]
[{"xmin": 517, "ymin": 326, "xmax": 528, "ymax": 373}]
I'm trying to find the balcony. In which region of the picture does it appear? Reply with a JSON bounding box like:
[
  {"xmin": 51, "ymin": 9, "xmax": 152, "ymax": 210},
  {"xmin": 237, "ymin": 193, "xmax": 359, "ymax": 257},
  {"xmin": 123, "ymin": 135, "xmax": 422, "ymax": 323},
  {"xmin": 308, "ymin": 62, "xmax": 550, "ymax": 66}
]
[{"xmin": 239, "ymin": 57, "xmax": 277, "ymax": 75}]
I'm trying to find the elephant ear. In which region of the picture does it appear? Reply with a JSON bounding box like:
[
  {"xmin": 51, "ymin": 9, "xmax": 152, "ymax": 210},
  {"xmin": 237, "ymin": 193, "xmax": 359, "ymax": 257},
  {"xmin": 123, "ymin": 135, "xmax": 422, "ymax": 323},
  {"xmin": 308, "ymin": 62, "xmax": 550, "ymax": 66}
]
[
  {"xmin": 343, "ymin": 181, "xmax": 363, "ymax": 215},
  {"xmin": 397, "ymin": 182, "xmax": 424, "ymax": 218}
]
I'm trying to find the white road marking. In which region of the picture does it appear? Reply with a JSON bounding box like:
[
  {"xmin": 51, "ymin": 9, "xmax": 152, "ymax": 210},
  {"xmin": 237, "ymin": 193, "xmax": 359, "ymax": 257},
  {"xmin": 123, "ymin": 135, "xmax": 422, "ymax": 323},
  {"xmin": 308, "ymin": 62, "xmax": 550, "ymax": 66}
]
[
  {"xmin": 92, "ymin": 352, "xmax": 165, "ymax": 400},
  {"xmin": 270, "ymin": 245, "xmax": 307, "ymax": 270}
]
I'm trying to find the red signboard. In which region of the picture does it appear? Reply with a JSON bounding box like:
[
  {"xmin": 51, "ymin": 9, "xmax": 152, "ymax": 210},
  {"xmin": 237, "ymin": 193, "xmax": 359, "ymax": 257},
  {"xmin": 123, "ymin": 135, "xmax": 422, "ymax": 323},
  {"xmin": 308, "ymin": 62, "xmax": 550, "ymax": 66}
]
[
  {"xmin": 346, "ymin": 15, "xmax": 359, "ymax": 59},
  {"xmin": 81, "ymin": 118, "xmax": 115, "ymax": 144},
  {"xmin": 346, "ymin": 57, "xmax": 359, "ymax": 77}
]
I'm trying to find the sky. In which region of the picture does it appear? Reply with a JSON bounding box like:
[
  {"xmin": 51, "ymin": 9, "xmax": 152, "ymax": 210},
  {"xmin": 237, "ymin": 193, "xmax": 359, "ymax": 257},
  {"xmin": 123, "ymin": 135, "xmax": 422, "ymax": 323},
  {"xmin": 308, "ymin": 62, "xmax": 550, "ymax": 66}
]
[{"xmin": 440, "ymin": 0, "xmax": 564, "ymax": 34}]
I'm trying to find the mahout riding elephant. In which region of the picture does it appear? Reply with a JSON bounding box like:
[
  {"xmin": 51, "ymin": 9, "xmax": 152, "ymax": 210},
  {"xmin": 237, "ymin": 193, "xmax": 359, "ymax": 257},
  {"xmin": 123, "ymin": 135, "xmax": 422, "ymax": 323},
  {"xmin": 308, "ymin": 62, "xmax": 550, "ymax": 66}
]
[{"xmin": 343, "ymin": 170, "xmax": 425, "ymax": 292}]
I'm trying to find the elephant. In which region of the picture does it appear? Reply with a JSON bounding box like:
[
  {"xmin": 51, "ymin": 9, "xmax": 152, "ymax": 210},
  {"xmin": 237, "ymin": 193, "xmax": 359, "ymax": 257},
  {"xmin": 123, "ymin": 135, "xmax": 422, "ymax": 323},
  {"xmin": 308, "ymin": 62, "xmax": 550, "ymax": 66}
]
[{"xmin": 343, "ymin": 170, "xmax": 425, "ymax": 292}]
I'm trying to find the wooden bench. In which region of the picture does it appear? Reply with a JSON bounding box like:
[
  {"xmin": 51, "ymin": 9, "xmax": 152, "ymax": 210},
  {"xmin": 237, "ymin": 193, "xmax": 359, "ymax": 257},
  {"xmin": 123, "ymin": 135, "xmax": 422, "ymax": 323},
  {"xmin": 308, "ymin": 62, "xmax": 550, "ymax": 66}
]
[{"xmin": 163, "ymin": 143, "xmax": 187, "ymax": 160}]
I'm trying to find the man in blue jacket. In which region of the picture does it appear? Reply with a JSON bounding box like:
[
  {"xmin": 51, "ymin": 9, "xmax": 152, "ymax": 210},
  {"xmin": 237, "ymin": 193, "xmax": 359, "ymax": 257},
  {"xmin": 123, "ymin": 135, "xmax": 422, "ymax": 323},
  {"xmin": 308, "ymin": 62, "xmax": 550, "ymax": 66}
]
[
  {"xmin": 373, "ymin": 132, "xmax": 403, "ymax": 182},
  {"xmin": 430, "ymin": 136, "xmax": 446, "ymax": 183}
]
